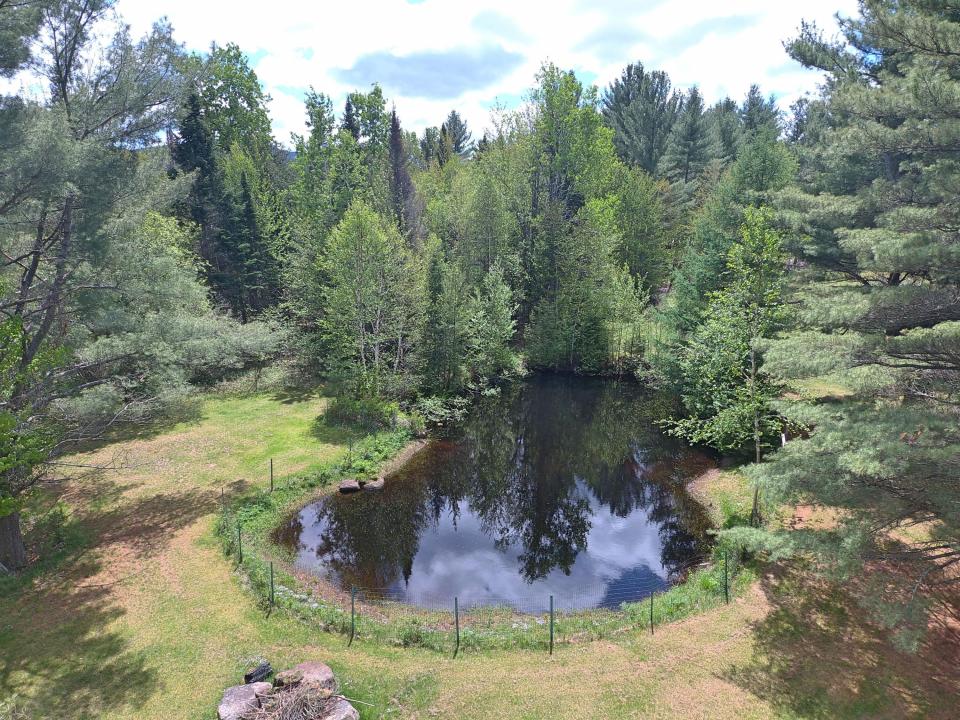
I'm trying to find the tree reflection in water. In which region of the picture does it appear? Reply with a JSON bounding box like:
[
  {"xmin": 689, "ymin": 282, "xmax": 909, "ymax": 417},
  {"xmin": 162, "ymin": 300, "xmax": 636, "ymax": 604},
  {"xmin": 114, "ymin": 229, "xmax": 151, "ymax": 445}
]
[{"xmin": 279, "ymin": 375, "xmax": 714, "ymax": 609}]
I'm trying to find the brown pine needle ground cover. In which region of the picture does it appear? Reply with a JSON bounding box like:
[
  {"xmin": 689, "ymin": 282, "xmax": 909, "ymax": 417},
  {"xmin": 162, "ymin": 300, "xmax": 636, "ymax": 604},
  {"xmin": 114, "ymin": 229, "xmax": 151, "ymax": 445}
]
[{"xmin": 0, "ymin": 389, "xmax": 956, "ymax": 719}]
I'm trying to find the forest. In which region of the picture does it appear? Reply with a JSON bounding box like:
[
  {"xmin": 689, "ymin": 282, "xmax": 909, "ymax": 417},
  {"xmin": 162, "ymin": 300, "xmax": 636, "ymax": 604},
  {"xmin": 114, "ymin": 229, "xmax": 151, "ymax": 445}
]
[{"xmin": 1, "ymin": 0, "xmax": 958, "ymax": 684}]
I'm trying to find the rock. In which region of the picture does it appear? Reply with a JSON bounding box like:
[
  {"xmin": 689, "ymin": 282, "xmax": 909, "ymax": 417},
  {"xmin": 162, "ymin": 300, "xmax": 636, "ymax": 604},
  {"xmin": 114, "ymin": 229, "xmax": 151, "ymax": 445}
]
[
  {"xmin": 338, "ymin": 479, "xmax": 361, "ymax": 493},
  {"xmin": 324, "ymin": 696, "xmax": 360, "ymax": 720},
  {"xmin": 217, "ymin": 682, "xmax": 272, "ymax": 720},
  {"xmin": 244, "ymin": 660, "xmax": 272, "ymax": 683},
  {"xmin": 364, "ymin": 477, "xmax": 385, "ymax": 491},
  {"xmin": 273, "ymin": 661, "xmax": 337, "ymax": 691}
]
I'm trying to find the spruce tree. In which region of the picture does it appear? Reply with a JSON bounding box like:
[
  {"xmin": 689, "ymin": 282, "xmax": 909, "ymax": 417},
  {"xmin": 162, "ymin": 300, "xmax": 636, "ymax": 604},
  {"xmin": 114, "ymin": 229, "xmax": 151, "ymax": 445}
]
[
  {"xmin": 342, "ymin": 97, "xmax": 360, "ymax": 140},
  {"xmin": 738, "ymin": 84, "xmax": 780, "ymax": 139},
  {"xmin": 389, "ymin": 109, "xmax": 418, "ymax": 240},
  {"xmin": 657, "ymin": 86, "xmax": 713, "ymax": 209},
  {"xmin": 444, "ymin": 110, "xmax": 473, "ymax": 158}
]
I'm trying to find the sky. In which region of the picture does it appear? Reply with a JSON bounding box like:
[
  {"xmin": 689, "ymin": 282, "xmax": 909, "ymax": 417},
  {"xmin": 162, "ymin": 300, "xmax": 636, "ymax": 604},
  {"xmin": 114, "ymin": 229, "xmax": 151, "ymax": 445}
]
[{"xmin": 116, "ymin": 0, "xmax": 860, "ymax": 146}]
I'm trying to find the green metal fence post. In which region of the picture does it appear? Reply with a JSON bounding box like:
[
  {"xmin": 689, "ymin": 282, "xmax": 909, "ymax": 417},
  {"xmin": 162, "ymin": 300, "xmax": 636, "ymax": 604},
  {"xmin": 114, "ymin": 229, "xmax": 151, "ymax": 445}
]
[
  {"xmin": 237, "ymin": 523, "xmax": 242, "ymax": 563},
  {"xmin": 348, "ymin": 586, "xmax": 356, "ymax": 647},
  {"xmin": 269, "ymin": 561, "xmax": 275, "ymax": 606},
  {"xmin": 549, "ymin": 595, "xmax": 554, "ymax": 655},
  {"xmin": 270, "ymin": 458, "xmax": 274, "ymax": 493},
  {"xmin": 453, "ymin": 596, "xmax": 460, "ymax": 659},
  {"xmin": 649, "ymin": 592, "xmax": 654, "ymax": 635},
  {"xmin": 724, "ymin": 550, "xmax": 729, "ymax": 604}
]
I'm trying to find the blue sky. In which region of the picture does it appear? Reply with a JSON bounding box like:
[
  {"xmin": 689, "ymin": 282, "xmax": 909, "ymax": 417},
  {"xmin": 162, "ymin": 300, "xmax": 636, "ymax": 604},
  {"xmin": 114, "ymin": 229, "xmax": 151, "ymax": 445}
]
[{"xmin": 117, "ymin": 0, "xmax": 859, "ymax": 144}]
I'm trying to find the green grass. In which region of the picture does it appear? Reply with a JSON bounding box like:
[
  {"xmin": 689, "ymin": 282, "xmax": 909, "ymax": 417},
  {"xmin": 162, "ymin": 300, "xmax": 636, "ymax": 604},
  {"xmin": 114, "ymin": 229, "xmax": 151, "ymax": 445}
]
[{"xmin": 1, "ymin": 388, "xmax": 953, "ymax": 720}]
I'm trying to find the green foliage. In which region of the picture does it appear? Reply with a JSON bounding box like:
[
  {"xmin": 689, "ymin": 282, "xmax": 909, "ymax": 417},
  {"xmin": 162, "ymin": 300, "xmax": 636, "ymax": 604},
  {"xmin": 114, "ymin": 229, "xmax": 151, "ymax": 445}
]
[
  {"xmin": 666, "ymin": 134, "xmax": 797, "ymax": 337},
  {"xmin": 465, "ymin": 264, "xmax": 520, "ymax": 382},
  {"xmin": 602, "ymin": 62, "xmax": 683, "ymax": 174},
  {"xmin": 412, "ymin": 395, "xmax": 471, "ymax": 433},
  {"xmin": 196, "ymin": 42, "xmax": 273, "ymax": 152},
  {"xmin": 666, "ymin": 207, "xmax": 788, "ymax": 458},
  {"xmin": 321, "ymin": 201, "xmax": 420, "ymax": 397},
  {"xmin": 747, "ymin": 0, "xmax": 960, "ymax": 642}
]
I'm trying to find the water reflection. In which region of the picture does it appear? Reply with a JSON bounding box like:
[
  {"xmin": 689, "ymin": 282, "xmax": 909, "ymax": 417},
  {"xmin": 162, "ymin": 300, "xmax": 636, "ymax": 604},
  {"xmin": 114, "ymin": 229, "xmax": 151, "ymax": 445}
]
[{"xmin": 279, "ymin": 375, "xmax": 714, "ymax": 610}]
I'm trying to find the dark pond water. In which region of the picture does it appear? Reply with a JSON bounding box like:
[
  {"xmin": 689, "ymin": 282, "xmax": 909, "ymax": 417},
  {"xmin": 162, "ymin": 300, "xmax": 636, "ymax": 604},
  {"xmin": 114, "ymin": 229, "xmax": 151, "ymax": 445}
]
[{"xmin": 277, "ymin": 375, "xmax": 714, "ymax": 611}]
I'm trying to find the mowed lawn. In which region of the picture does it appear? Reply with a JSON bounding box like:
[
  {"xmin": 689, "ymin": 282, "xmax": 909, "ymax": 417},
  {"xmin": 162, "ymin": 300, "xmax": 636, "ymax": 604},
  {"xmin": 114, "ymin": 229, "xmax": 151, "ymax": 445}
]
[{"xmin": 0, "ymin": 390, "xmax": 955, "ymax": 719}]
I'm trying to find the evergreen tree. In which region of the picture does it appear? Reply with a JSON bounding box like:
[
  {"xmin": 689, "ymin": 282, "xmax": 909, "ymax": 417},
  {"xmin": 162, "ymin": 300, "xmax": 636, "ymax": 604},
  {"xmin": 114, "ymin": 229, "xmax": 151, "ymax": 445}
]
[
  {"xmin": 666, "ymin": 135, "xmax": 796, "ymax": 336},
  {"xmin": 342, "ymin": 97, "xmax": 360, "ymax": 140},
  {"xmin": 602, "ymin": 62, "xmax": 683, "ymax": 174},
  {"xmin": 420, "ymin": 126, "xmax": 441, "ymax": 165},
  {"xmin": 749, "ymin": 0, "xmax": 960, "ymax": 643},
  {"xmin": 658, "ymin": 86, "xmax": 713, "ymax": 208},
  {"xmin": 388, "ymin": 109, "xmax": 419, "ymax": 241},
  {"xmin": 0, "ymin": 3, "xmax": 277, "ymax": 568},
  {"xmin": 420, "ymin": 250, "xmax": 468, "ymax": 393},
  {"xmin": 465, "ymin": 263, "xmax": 518, "ymax": 381},
  {"xmin": 436, "ymin": 123, "xmax": 453, "ymax": 167},
  {"xmin": 739, "ymin": 84, "xmax": 780, "ymax": 139},
  {"xmin": 444, "ymin": 110, "xmax": 473, "ymax": 157},
  {"xmin": 666, "ymin": 207, "xmax": 789, "ymax": 522},
  {"xmin": 171, "ymin": 93, "xmax": 223, "ymax": 247},
  {"xmin": 706, "ymin": 97, "xmax": 741, "ymax": 166}
]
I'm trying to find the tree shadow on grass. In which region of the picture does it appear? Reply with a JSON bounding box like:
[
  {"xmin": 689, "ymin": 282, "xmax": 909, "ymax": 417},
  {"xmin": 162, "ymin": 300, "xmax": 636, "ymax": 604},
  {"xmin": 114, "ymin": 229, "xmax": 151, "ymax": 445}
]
[
  {"xmin": 0, "ymin": 481, "xmax": 225, "ymax": 718},
  {"xmin": 269, "ymin": 385, "xmax": 324, "ymax": 405},
  {"xmin": 308, "ymin": 415, "xmax": 367, "ymax": 449},
  {"xmin": 723, "ymin": 565, "xmax": 960, "ymax": 719},
  {"xmin": 0, "ymin": 560, "xmax": 159, "ymax": 718}
]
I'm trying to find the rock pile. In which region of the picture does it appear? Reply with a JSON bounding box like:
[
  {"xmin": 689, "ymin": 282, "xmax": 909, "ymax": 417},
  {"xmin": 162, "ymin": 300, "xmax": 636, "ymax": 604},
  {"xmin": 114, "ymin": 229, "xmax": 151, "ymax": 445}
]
[{"xmin": 217, "ymin": 660, "xmax": 358, "ymax": 720}]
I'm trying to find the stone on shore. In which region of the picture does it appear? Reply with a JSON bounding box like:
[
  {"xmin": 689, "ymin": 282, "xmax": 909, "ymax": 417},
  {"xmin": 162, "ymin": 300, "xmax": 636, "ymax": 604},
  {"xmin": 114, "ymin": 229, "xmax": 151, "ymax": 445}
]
[{"xmin": 338, "ymin": 479, "xmax": 361, "ymax": 493}]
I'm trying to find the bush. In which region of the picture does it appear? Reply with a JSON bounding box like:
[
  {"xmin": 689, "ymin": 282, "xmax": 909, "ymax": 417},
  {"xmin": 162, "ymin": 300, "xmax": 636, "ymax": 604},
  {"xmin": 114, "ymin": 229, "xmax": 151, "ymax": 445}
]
[{"xmin": 413, "ymin": 396, "xmax": 470, "ymax": 433}]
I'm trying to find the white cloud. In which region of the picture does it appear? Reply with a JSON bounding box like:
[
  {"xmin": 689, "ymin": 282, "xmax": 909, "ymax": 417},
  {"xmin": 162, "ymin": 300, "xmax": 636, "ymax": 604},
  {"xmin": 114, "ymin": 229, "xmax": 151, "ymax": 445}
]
[{"xmin": 116, "ymin": 0, "xmax": 860, "ymax": 145}]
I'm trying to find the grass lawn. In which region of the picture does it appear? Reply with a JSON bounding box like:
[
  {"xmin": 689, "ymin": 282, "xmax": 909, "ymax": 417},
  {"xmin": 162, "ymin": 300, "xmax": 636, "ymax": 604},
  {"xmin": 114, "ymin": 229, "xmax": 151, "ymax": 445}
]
[{"xmin": 0, "ymin": 389, "xmax": 955, "ymax": 719}]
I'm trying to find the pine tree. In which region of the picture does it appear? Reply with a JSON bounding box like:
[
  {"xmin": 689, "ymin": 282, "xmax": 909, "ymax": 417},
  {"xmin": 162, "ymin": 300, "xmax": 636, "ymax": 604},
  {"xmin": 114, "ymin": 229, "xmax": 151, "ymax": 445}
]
[
  {"xmin": 602, "ymin": 62, "xmax": 683, "ymax": 174},
  {"xmin": 171, "ymin": 93, "xmax": 234, "ymax": 294},
  {"xmin": 706, "ymin": 97, "xmax": 741, "ymax": 166},
  {"xmin": 436, "ymin": 123, "xmax": 453, "ymax": 167},
  {"xmin": 751, "ymin": 0, "xmax": 960, "ymax": 645}
]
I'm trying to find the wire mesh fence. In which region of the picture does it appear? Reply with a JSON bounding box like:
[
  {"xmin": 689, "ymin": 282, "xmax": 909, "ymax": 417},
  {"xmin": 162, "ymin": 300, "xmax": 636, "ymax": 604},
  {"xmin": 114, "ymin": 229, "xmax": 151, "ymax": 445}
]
[
  {"xmin": 237, "ymin": 542, "xmax": 741, "ymax": 656},
  {"xmin": 221, "ymin": 459, "xmax": 743, "ymax": 656}
]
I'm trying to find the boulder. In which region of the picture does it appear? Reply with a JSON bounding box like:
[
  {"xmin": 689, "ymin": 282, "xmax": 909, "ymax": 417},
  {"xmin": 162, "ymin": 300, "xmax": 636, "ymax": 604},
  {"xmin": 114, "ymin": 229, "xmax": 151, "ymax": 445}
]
[
  {"xmin": 364, "ymin": 477, "xmax": 385, "ymax": 491},
  {"xmin": 273, "ymin": 660, "xmax": 337, "ymax": 690},
  {"xmin": 338, "ymin": 479, "xmax": 361, "ymax": 493},
  {"xmin": 217, "ymin": 682, "xmax": 272, "ymax": 720},
  {"xmin": 324, "ymin": 696, "xmax": 360, "ymax": 720}
]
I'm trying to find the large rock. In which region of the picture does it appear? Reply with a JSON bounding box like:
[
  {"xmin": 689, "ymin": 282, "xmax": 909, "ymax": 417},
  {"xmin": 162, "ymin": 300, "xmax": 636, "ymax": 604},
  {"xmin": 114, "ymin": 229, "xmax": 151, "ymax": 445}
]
[
  {"xmin": 338, "ymin": 479, "xmax": 361, "ymax": 494},
  {"xmin": 217, "ymin": 682, "xmax": 272, "ymax": 720},
  {"xmin": 273, "ymin": 661, "xmax": 336, "ymax": 690},
  {"xmin": 324, "ymin": 696, "xmax": 360, "ymax": 720},
  {"xmin": 364, "ymin": 477, "xmax": 384, "ymax": 491}
]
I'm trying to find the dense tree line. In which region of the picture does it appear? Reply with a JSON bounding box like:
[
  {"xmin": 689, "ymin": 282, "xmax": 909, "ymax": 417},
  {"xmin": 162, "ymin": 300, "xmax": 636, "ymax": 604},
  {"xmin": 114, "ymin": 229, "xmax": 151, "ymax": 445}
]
[{"xmin": 2, "ymin": 0, "xmax": 955, "ymax": 648}]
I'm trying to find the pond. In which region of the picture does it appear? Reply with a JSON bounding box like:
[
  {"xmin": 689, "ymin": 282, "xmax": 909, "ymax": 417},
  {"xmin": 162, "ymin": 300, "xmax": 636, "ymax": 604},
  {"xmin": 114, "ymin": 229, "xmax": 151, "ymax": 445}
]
[{"xmin": 277, "ymin": 374, "xmax": 715, "ymax": 612}]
